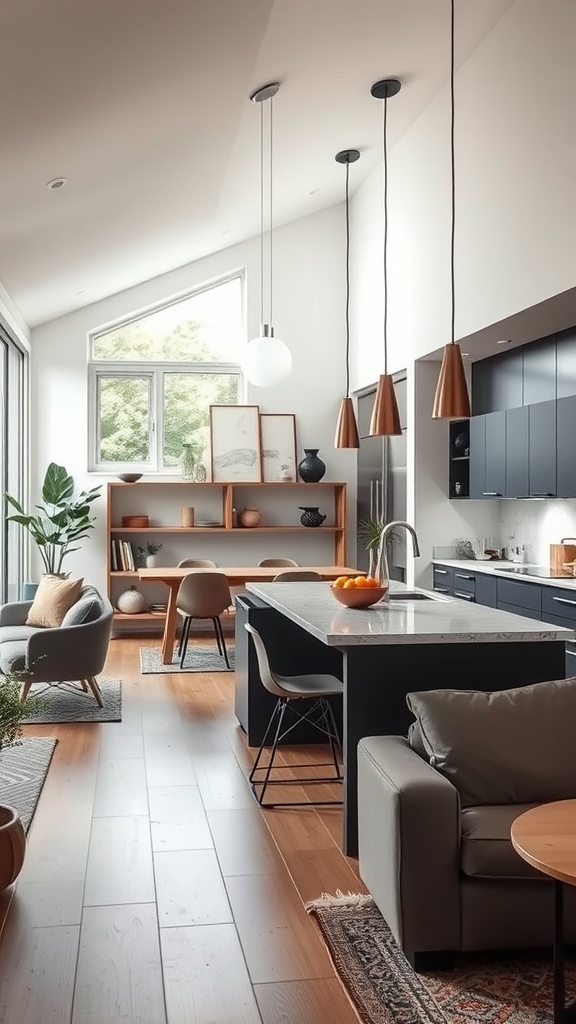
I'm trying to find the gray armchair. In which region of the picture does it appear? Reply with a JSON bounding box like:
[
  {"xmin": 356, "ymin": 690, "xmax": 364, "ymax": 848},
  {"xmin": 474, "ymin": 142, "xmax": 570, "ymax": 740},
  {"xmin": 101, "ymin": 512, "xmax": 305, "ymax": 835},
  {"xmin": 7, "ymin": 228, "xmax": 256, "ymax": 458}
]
[
  {"xmin": 0, "ymin": 586, "xmax": 113, "ymax": 707},
  {"xmin": 357, "ymin": 677, "xmax": 576, "ymax": 962}
]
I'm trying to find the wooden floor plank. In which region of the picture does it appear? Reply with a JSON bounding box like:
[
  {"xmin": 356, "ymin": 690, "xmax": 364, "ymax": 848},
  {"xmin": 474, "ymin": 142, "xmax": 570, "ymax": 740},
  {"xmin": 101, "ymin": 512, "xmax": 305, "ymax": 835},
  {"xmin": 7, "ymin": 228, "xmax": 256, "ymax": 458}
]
[
  {"xmin": 98, "ymin": 732, "xmax": 145, "ymax": 758},
  {"xmin": 207, "ymin": 807, "xmax": 284, "ymax": 877},
  {"xmin": 143, "ymin": 733, "xmax": 197, "ymax": 787},
  {"xmin": 84, "ymin": 816, "xmax": 156, "ymax": 906},
  {"xmin": 255, "ymin": 978, "xmax": 359, "ymax": 1024},
  {"xmin": 154, "ymin": 849, "xmax": 232, "ymax": 927},
  {"xmin": 72, "ymin": 904, "xmax": 167, "ymax": 1024},
  {"xmin": 13, "ymin": 880, "xmax": 85, "ymax": 927},
  {"xmin": 93, "ymin": 757, "xmax": 149, "ymax": 817},
  {"xmin": 280, "ymin": 848, "xmax": 366, "ymax": 906},
  {"xmin": 161, "ymin": 924, "xmax": 262, "ymax": 1024},
  {"xmin": 149, "ymin": 785, "xmax": 213, "ymax": 852},
  {"xmin": 194, "ymin": 752, "xmax": 255, "ymax": 811},
  {"xmin": 0, "ymin": 917, "xmax": 79, "ymax": 1024},
  {"xmin": 225, "ymin": 872, "xmax": 336, "ymax": 984}
]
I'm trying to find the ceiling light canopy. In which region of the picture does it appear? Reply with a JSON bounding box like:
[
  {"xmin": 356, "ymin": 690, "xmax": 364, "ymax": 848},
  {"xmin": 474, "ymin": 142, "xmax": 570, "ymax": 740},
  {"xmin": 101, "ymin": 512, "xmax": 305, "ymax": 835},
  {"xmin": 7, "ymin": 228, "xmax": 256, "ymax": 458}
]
[
  {"xmin": 334, "ymin": 149, "xmax": 360, "ymax": 449},
  {"xmin": 432, "ymin": 0, "xmax": 471, "ymax": 420},
  {"xmin": 45, "ymin": 177, "xmax": 67, "ymax": 191},
  {"xmin": 243, "ymin": 82, "xmax": 292, "ymax": 388}
]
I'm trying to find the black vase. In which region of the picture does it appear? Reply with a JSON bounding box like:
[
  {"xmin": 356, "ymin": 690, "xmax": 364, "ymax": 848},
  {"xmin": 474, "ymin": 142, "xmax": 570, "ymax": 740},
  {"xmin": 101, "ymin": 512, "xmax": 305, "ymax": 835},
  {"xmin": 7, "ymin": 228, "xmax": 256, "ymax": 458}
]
[
  {"xmin": 299, "ymin": 506, "xmax": 327, "ymax": 528},
  {"xmin": 298, "ymin": 449, "xmax": 326, "ymax": 483}
]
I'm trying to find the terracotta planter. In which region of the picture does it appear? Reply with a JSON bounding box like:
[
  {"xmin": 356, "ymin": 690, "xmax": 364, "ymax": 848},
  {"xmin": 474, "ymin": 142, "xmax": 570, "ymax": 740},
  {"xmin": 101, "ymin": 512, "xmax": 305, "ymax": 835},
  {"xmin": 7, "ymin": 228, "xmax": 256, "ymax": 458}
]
[
  {"xmin": 238, "ymin": 508, "xmax": 262, "ymax": 528},
  {"xmin": 0, "ymin": 805, "xmax": 25, "ymax": 890}
]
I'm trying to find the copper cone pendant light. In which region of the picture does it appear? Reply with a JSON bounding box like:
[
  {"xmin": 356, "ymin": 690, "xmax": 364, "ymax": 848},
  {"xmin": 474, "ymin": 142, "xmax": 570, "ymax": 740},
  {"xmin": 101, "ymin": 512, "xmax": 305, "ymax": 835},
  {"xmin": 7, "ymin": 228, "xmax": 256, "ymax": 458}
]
[
  {"xmin": 432, "ymin": 0, "xmax": 471, "ymax": 419},
  {"xmin": 334, "ymin": 149, "xmax": 360, "ymax": 449},
  {"xmin": 369, "ymin": 78, "xmax": 402, "ymax": 437}
]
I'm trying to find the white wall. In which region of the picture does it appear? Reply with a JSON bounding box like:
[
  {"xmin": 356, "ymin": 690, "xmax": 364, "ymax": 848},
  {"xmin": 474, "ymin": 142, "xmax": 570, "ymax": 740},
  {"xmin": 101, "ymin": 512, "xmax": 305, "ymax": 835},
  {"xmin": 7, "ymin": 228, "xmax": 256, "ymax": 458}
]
[
  {"xmin": 30, "ymin": 204, "xmax": 356, "ymax": 596},
  {"xmin": 499, "ymin": 499, "xmax": 576, "ymax": 567}
]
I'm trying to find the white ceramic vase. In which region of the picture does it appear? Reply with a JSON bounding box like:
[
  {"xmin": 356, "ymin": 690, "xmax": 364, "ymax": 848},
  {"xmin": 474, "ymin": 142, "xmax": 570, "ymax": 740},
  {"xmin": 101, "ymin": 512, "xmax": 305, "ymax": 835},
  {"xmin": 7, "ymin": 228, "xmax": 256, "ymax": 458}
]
[{"xmin": 146, "ymin": 555, "xmax": 157, "ymax": 568}]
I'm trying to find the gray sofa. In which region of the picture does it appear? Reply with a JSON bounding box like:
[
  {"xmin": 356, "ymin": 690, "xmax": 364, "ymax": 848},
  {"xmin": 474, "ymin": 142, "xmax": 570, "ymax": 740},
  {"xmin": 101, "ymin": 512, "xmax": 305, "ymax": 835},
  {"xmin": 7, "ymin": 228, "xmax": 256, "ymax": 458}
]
[
  {"xmin": 357, "ymin": 678, "xmax": 576, "ymax": 961},
  {"xmin": 0, "ymin": 585, "xmax": 113, "ymax": 706}
]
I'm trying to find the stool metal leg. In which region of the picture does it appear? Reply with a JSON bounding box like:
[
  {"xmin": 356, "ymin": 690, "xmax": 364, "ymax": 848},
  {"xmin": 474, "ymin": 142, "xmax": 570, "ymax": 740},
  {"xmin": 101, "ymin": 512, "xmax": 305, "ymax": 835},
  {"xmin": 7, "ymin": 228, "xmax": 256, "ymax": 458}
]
[{"xmin": 252, "ymin": 699, "xmax": 288, "ymax": 806}]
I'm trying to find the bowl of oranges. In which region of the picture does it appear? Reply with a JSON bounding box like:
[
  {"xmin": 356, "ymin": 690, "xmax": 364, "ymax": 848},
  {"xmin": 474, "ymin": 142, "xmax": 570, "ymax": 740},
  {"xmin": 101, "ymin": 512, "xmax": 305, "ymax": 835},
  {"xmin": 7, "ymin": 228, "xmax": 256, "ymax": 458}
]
[{"xmin": 330, "ymin": 575, "xmax": 387, "ymax": 608}]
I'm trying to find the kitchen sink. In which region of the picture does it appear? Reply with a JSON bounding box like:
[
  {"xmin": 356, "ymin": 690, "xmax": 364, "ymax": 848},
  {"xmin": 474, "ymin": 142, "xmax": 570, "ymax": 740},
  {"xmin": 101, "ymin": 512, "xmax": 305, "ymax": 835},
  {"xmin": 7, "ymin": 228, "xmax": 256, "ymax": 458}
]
[{"xmin": 388, "ymin": 591, "xmax": 436, "ymax": 601}]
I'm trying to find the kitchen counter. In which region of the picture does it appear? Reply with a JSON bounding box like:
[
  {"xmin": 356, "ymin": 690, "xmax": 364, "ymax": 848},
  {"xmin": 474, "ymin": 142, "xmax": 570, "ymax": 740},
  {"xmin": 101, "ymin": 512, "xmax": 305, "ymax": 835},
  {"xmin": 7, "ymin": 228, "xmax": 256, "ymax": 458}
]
[
  {"xmin": 245, "ymin": 580, "xmax": 573, "ymax": 646},
  {"xmin": 432, "ymin": 559, "xmax": 576, "ymax": 589},
  {"xmin": 238, "ymin": 580, "xmax": 569, "ymax": 855}
]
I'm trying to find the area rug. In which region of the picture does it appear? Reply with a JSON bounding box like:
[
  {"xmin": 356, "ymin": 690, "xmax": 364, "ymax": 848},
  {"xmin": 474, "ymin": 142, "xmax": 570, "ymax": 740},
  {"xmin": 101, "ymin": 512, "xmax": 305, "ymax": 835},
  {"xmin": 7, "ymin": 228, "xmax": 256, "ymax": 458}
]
[
  {"xmin": 20, "ymin": 679, "xmax": 122, "ymax": 723},
  {"xmin": 306, "ymin": 892, "xmax": 574, "ymax": 1023},
  {"xmin": 0, "ymin": 737, "xmax": 57, "ymax": 831},
  {"xmin": 139, "ymin": 646, "xmax": 235, "ymax": 674}
]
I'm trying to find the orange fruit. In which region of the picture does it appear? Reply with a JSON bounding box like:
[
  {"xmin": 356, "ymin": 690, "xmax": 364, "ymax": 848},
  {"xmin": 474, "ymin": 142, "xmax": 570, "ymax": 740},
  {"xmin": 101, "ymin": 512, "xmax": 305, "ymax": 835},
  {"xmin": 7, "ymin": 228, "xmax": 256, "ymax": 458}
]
[
  {"xmin": 364, "ymin": 577, "xmax": 380, "ymax": 588},
  {"xmin": 343, "ymin": 578, "xmax": 357, "ymax": 589},
  {"xmin": 332, "ymin": 576, "xmax": 348, "ymax": 588},
  {"xmin": 355, "ymin": 577, "xmax": 370, "ymax": 588}
]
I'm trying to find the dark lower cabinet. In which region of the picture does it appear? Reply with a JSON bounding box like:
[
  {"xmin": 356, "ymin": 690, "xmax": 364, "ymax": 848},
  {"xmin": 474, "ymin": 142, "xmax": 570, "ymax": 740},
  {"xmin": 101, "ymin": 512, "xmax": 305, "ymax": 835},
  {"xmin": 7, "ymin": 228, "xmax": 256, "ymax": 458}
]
[
  {"xmin": 475, "ymin": 573, "xmax": 497, "ymax": 608},
  {"xmin": 505, "ymin": 406, "xmax": 529, "ymax": 497},
  {"xmin": 528, "ymin": 400, "xmax": 557, "ymax": 496}
]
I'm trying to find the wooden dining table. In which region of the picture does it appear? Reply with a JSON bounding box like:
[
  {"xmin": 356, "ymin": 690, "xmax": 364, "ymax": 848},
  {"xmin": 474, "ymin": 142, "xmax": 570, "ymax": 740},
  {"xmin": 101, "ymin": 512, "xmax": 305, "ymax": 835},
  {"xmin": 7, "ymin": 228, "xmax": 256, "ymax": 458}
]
[{"xmin": 138, "ymin": 565, "xmax": 362, "ymax": 663}]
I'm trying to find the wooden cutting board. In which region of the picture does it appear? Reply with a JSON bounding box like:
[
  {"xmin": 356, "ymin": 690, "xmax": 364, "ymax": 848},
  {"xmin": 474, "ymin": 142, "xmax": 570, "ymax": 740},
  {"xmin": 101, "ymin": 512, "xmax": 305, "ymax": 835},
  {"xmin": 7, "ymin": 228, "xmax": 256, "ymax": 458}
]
[{"xmin": 550, "ymin": 543, "xmax": 576, "ymax": 571}]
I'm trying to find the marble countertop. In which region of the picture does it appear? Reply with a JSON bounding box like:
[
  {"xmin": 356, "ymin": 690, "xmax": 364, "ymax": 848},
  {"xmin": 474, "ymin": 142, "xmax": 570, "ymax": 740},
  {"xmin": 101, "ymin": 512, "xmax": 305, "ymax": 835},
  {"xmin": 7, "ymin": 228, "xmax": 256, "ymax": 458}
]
[
  {"xmin": 245, "ymin": 580, "xmax": 574, "ymax": 647},
  {"xmin": 432, "ymin": 559, "xmax": 576, "ymax": 588}
]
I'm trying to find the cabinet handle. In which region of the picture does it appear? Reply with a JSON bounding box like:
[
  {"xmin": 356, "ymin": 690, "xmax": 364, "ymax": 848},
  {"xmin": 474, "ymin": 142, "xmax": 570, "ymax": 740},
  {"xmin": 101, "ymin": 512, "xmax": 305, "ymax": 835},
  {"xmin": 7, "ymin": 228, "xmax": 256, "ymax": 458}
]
[
  {"xmin": 434, "ymin": 587, "xmax": 450, "ymax": 594},
  {"xmin": 434, "ymin": 569, "xmax": 448, "ymax": 575},
  {"xmin": 531, "ymin": 492, "xmax": 556, "ymax": 497},
  {"xmin": 552, "ymin": 596, "xmax": 576, "ymax": 607},
  {"xmin": 482, "ymin": 492, "xmax": 502, "ymax": 497},
  {"xmin": 455, "ymin": 573, "xmax": 474, "ymax": 580},
  {"xmin": 454, "ymin": 591, "xmax": 475, "ymax": 600}
]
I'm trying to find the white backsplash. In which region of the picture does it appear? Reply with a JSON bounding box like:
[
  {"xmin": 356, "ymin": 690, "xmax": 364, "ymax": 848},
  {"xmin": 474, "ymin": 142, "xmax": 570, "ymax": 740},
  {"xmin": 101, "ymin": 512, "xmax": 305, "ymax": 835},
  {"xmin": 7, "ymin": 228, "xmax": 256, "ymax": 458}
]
[{"xmin": 498, "ymin": 499, "xmax": 576, "ymax": 565}]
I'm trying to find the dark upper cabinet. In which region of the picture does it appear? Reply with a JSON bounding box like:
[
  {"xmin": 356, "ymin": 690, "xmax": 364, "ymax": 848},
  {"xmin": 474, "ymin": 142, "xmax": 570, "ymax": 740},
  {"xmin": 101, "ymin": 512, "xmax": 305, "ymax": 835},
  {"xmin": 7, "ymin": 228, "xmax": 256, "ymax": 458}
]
[
  {"xmin": 469, "ymin": 416, "xmax": 486, "ymax": 498},
  {"xmin": 523, "ymin": 337, "xmax": 556, "ymax": 405},
  {"xmin": 557, "ymin": 395, "xmax": 576, "ymax": 497},
  {"xmin": 484, "ymin": 411, "xmax": 506, "ymax": 497},
  {"xmin": 505, "ymin": 406, "xmax": 529, "ymax": 497},
  {"xmin": 472, "ymin": 349, "xmax": 523, "ymax": 415},
  {"xmin": 529, "ymin": 400, "xmax": 557, "ymax": 496},
  {"xmin": 556, "ymin": 328, "xmax": 576, "ymax": 399}
]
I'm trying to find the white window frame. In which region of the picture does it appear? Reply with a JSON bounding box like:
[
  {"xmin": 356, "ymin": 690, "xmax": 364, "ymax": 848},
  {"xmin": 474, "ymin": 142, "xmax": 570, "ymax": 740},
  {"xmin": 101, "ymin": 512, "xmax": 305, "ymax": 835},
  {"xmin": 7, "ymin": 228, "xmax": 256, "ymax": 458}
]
[{"xmin": 87, "ymin": 272, "xmax": 245, "ymax": 474}]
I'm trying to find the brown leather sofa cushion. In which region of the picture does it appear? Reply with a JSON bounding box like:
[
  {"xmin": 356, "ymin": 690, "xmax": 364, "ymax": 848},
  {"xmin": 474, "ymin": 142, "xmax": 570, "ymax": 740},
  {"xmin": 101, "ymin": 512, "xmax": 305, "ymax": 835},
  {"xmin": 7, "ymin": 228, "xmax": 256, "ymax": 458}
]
[
  {"xmin": 461, "ymin": 804, "xmax": 545, "ymax": 879},
  {"xmin": 406, "ymin": 677, "xmax": 576, "ymax": 806}
]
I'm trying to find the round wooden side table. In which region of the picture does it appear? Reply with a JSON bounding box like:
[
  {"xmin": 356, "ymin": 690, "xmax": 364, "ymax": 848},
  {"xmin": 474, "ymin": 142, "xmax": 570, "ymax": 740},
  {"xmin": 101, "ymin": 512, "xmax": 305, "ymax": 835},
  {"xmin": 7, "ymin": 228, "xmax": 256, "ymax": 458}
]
[{"xmin": 511, "ymin": 799, "xmax": 576, "ymax": 1024}]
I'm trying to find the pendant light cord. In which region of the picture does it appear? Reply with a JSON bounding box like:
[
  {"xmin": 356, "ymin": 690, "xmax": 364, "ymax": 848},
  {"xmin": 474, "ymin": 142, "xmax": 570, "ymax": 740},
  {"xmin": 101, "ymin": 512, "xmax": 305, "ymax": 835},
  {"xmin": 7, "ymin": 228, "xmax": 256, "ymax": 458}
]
[
  {"xmin": 269, "ymin": 94, "xmax": 274, "ymax": 325},
  {"xmin": 259, "ymin": 99, "xmax": 265, "ymax": 327},
  {"xmin": 345, "ymin": 159, "xmax": 351, "ymax": 398},
  {"xmin": 450, "ymin": 0, "xmax": 456, "ymax": 347},
  {"xmin": 382, "ymin": 97, "xmax": 389, "ymax": 375}
]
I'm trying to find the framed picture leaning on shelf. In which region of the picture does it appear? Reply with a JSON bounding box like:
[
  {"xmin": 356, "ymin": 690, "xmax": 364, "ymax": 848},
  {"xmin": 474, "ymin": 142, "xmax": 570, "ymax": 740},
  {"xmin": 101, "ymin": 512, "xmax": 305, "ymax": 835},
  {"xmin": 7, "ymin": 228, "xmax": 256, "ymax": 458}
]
[
  {"xmin": 260, "ymin": 413, "xmax": 297, "ymax": 482},
  {"xmin": 210, "ymin": 404, "xmax": 262, "ymax": 482}
]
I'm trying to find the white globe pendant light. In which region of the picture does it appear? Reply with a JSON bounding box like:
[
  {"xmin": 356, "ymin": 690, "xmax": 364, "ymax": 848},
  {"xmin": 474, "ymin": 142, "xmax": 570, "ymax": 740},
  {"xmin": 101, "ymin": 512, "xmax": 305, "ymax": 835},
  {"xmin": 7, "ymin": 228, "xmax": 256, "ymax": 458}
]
[{"xmin": 244, "ymin": 82, "xmax": 292, "ymax": 388}]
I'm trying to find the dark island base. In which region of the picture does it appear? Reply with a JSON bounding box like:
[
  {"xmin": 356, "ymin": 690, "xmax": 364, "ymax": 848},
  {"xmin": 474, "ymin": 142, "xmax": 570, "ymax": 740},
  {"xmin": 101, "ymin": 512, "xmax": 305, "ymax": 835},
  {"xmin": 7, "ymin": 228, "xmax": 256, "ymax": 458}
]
[{"xmin": 234, "ymin": 598, "xmax": 566, "ymax": 854}]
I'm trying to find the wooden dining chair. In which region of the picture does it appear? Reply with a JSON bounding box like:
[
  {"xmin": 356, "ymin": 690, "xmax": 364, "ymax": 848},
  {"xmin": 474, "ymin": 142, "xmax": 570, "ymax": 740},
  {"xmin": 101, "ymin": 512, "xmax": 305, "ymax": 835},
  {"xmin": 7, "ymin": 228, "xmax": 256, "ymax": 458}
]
[
  {"xmin": 272, "ymin": 570, "xmax": 323, "ymax": 582},
  {"xmin": 257, "ymin": 558, "xmax": 299, "ymax": 567}
]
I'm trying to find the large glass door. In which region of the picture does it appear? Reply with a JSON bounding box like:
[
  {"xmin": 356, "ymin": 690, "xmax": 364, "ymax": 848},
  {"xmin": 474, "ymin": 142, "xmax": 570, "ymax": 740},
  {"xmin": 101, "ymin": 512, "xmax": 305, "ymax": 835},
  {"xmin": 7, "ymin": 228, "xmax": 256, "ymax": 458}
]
[{"xmin": 1, "ymin": 327, "xmax": 27, "ymax": 601}]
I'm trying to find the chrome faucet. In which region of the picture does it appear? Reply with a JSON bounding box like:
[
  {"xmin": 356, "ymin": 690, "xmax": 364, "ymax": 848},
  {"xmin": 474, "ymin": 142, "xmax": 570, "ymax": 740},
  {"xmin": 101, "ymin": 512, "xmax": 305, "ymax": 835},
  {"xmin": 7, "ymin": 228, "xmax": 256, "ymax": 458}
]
[{"xmin": 379, "ymin": 520, "xmax": 421, "ymax": 559}]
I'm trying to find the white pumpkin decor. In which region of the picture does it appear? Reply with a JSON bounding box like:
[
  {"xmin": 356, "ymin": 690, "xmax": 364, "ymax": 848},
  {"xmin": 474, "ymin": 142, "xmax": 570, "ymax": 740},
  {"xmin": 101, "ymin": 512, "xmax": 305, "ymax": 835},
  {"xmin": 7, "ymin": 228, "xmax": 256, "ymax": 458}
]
[{"xmin": 117, "ymin": 586, "xmax": 146, "ymax": 614}]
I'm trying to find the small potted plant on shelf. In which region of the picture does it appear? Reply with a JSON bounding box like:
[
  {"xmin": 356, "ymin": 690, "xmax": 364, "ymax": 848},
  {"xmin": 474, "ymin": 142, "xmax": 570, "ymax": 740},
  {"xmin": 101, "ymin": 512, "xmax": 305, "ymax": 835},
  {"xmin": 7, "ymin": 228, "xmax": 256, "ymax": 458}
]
[
  {"xmin": 5, "ymin": 463, "xmax": 102, "ymax": 589},
  {"xmin": 0, "ymin": 670, "xmax": 46, "ymax": 890},
  {"xmin": 137, "ymin": 541, "xmax": 163, "ymax": 568}
]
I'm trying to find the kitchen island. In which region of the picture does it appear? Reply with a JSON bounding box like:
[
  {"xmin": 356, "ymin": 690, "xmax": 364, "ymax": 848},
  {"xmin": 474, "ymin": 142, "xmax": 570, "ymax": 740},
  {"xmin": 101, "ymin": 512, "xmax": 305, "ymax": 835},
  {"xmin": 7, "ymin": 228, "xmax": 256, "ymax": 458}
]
[{"xmin": 238, "ymin": 580, "xmax": 573, "ymax": 854}]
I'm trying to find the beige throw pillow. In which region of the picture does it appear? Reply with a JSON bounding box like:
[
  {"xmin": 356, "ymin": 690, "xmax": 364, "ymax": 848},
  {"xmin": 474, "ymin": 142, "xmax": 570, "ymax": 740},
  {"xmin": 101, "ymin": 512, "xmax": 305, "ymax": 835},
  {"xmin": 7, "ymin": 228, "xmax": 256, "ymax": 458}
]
[
  {"xmin": 406, "ymin": 677, "xmax": 576, "ymax": 807},
  {"xmin": 26, "ymin": 575, "xmax": 84, "ymax": 629}
]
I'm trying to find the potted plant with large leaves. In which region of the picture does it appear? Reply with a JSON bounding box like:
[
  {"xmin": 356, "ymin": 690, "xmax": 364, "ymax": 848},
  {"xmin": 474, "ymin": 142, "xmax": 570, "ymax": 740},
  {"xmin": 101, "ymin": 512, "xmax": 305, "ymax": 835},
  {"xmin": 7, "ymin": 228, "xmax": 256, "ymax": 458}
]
[
  {"xmin": 358, "ymin": 517, "xmax": 399, "ymax": 583},
  {"xmin": 0, "ymin": 672, "xmax": 46, "ymax": 890},
  {"xmin": 5, "ymin": 463, "xmax": 102, "ymax": 578}
]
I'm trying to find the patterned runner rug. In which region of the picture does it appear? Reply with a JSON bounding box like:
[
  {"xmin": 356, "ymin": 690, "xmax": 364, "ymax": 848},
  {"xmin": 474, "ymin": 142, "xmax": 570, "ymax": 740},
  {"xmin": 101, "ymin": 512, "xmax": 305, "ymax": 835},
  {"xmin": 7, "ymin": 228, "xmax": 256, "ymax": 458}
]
[
  {"xmin": 21, "ymin": 679, "xmax": 122, "ymax": 723},
  {"xmin": 306, "ymin": 892, "xmax": 573, "ymax": 1023},
  {"xmin": 140, "ymin": 646, "xmax": 235, "ymax": 674},
  {"xmin": 0, "ymin": 737, "xmax": 57, "ymax": 831}
]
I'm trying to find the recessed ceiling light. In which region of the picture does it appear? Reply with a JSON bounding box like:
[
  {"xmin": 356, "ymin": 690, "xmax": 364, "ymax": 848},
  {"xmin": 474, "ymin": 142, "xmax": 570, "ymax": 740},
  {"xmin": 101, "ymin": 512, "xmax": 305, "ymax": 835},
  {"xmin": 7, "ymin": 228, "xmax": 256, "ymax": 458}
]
[
  {"xmin": 45, "ymin": 177, "xmax": 67, "ymax": 191},
  {"xmin": 496, "ymin": 338, "xmax": 512, "ymax": 345}
]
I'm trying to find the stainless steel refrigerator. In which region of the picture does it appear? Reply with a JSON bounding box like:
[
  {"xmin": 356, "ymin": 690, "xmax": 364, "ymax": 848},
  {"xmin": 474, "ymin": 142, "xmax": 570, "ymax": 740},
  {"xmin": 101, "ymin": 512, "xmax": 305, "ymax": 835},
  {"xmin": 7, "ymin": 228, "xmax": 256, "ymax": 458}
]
[{"xmin": 356, "ymin": 378, "xmax": 407, "ymax": 581}]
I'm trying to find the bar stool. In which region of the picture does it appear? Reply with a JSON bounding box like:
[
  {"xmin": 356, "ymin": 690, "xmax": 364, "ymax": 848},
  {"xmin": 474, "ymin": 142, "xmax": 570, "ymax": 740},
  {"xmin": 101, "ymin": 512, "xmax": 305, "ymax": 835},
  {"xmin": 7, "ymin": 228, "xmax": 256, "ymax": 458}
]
[
  {"xmin": 258, "ymin": 558, "xmax": 299, "ymax": 567},
  {"xmin": 273, "ymin": 570, "xmax": 322, "ymax": 582},
  {"xmin": 244, "ymin": 623, "xmax": 343, "ymax": 806}
]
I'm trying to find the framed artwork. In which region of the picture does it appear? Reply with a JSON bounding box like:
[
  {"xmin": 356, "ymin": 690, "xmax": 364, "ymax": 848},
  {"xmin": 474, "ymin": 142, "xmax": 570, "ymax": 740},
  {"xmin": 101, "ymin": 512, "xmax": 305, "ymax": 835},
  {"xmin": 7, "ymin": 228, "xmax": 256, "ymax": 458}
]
[
  {"xmin": 260, "ymin": 413, "xmax": 297, "ymax": 482},
  {"xmin": 210, "ymin": 405, "xmax": 262, "ymax": 482}
]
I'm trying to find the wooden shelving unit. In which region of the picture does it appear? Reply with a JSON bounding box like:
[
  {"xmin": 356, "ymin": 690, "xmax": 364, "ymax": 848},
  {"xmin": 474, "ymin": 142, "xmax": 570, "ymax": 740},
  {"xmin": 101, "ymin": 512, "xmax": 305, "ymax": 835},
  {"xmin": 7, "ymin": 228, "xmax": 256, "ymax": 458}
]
[{"xmin": 106, "ymin": 480, "xmax": 347, "ymax": 626}]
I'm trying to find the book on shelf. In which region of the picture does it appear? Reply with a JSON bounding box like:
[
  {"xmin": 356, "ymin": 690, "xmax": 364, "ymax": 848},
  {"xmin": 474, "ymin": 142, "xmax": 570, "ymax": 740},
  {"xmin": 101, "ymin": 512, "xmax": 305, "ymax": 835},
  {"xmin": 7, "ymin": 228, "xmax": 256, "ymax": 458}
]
[{"xmin": 111, "ymin": 539, "xmax": 136, "ymax": 572}]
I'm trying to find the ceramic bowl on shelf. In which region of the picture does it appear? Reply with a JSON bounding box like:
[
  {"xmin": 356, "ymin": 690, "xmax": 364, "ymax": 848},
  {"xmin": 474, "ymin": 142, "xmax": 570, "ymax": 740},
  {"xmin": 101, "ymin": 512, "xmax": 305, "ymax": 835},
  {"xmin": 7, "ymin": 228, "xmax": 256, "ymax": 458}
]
[
  {"xmin": 330, "ymin": 586, "xmax": 387, "ymax": 609},
  {"xmin": 117, "ymin": 473, "xmax": 143, "ymax": 483}
]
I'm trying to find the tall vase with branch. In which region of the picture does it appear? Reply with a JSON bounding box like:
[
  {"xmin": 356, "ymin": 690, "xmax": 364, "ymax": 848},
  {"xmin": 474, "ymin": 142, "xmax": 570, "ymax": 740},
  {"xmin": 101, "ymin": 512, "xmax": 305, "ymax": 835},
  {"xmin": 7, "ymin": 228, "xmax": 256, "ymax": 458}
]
[{"xmin": 5, "ymin": 463, "xmax": 101, "ymax": 577}]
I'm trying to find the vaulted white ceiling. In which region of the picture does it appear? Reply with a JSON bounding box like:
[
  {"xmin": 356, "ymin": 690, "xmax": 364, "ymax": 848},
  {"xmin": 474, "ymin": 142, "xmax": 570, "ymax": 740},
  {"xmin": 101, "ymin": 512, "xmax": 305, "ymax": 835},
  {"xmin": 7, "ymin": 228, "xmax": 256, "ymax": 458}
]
[{"xmin": 0, "ymin": 0, "xmax": 513, "ymax": 328}]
